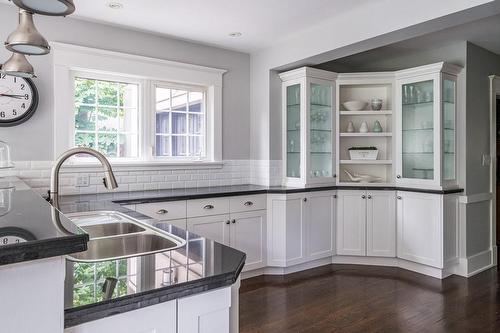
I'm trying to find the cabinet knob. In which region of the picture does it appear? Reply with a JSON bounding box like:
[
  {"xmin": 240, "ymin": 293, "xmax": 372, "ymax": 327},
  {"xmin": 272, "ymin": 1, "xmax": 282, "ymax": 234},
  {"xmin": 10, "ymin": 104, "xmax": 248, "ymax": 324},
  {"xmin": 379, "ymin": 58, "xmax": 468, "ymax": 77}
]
[
  {"xmin": 367, "ymin": 195, "xmax": 372, "ymax": 199},
  {"xmin": 303, "ymin": 198, "xmax": 307, "ymax": 202},
  {"xmin": 156, "ymin": 209, "xmax": 168, "ymax": 215},
  {"xmin": 231, "ymin": 219, "xmax": 236, "ymax": 224},
  {"xmin": 203, "ymin": 204, "xmax": 214, "ymax": 210},
  {"xmin": 397, "ymin": 196, "xmax": 402, "ymax": 200},
  {"xmin": 333, "ymin": 194, "xmax": 337, "ymax": 199},
  {"xmin": 361, "ymin": 195, "xmax": 366, "ymax": 199},
  {"xmin": 333, "ymin": 174, "xmax": 337, "ymax": 178},
  {"xmin": 244, "ymin": 201, "xmax": 254, "ymax": 206},
  {"xmin": 226, "ymin": 220, "xmax": 230, "ymax": 225},
  {"xmin": 396, "ymin": 175, "xmax": 401, "ymax": 179}
]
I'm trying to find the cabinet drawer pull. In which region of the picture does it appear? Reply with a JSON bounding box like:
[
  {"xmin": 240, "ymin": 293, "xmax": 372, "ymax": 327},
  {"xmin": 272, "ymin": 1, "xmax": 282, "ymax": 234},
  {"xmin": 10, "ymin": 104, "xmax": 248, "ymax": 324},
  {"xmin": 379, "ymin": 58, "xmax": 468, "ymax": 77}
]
[
  {"xmin": 244, "ymin": 201, "xmax": 254, "ymax": 206},
  {"xmin": 226, "ymin": 220, "xmax": 230, "ymax": 225},
  {"xmin": 333, "ymin": 194, "xmax": 337, "ymax": 199},
  {"xmin": 396, "ymin": 175, "xmax": 401, "ymax": 179},
  {"xmin": 203, "ymin": 204, "xmax": 214, "ymax": 210},
  {"xmin": 397, "ymin": 196, "xmax": 402, "ymax": 200},
  {"xmin": 303, "ymin": 198, "xmax": 307, "ymax": 202},
  {"xmin": 156, "ymin": 209, "xmax": 168, "ymax": 215},
  {"xmin": 367, "ymin": 195, "xmax": 372, "ymax": 199},
  {"xmin": 231, "ymin": 219, "xmax": 236, "ymax": 224},
  {"xmin": 361, "ymin": 195, "xmax": 366, "ymax": 199}
]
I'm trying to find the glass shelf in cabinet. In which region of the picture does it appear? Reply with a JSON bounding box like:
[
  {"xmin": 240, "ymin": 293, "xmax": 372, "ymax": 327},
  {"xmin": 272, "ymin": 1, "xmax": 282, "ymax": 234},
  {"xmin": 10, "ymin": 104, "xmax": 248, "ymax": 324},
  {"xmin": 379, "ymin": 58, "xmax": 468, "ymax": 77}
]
[
  {"xmin": 402, "ymin": 101, "xmax": 434, "ymax": 106},
  {"xmin": 310, "ymin": 151, "xmax": 332, "ymax": 154}
]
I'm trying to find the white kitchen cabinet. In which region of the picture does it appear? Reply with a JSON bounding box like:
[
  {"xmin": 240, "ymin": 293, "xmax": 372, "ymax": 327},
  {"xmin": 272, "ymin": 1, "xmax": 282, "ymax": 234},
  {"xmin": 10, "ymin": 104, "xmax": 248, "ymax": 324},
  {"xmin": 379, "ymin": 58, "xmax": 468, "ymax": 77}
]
[
  {"xmin": 67, "ymin": 286, "xmax": 233, "ymax": 333},
  {"xmin": 230, "ymin": 210, "xmax": 267, "ymax": 271},
  {"xmin": 178, "ymin": 287, "xmax": 231, "ymax": 333},
  {"xmin": 66, "ymin": 299, "xmax": 177, "ymax": 333},
  {"xmin": 366, "ymin": 191, "xmax": 396, "ymax": 257},
  {"xmin": 306, "ymin": 191, "xmax": 336, "ymax": 260},
  {"xmin": 187, "ymin": 210, "xmax": 267, "ymax": 272},
  {"xmin": 336, "ymin": 190, "xmax": 367, "ymax": 256},
  {"xmin": 279, "ymin": 67, "xmax": 338, "ymax": 187},
  {"xmin": 397, "ymin": 191, "xmax": 442, "ymax": 267},
  {"xmin": 395, "ymin": 62, "xmax": 462, "ymax": 190},
  {"xmin": 267, "ymin": 191, "xmax": 336, "ymax": 267},
  {"xmin": 337, "ymin": 190, "xmax": 396, "ymax": 257},
  {"xmin": 187, "ymin": 214, "xmax": 230, "ymax": 245}
]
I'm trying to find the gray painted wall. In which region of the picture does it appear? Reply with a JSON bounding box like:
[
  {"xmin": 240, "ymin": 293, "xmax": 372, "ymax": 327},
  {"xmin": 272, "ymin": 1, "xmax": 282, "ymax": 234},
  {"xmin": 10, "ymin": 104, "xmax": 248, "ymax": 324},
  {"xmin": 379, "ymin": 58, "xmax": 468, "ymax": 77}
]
[{"xmin": 0, "ymin": 4, "xmax": 250, "ymax": 161}]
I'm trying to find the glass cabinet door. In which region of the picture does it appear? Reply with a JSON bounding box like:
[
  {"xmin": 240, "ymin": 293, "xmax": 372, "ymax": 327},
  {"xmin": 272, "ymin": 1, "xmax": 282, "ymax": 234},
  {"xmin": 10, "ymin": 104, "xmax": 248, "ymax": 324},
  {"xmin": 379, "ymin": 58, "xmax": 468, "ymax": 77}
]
[
  {"xmin": 309, "ymin": 83, "xmax": 333, "ymax": 179},
  {"xmin": 401, "ymin": 80, "xmax": 435, "ymax": 180},
  {"xmin": 286, "ymin": 84, "xmax": 301, "ymax": 178},
  {"xmin": 443, "ymin": 78, "xmax": 456, "ymax": 180}
]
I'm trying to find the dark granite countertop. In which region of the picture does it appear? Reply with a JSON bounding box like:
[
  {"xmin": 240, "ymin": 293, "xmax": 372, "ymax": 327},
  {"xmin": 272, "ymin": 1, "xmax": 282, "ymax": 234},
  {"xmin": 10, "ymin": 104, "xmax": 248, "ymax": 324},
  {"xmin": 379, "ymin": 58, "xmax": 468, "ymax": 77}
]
[
  {"xmin": 102, "ymin": 184, "xmax": 463, "ymax": 205},
  {"xmin": 0, "ymin": 178, "xmax": 88, "ymax": 266},
  {"xmin": 58, "ymin": 196, "xmax": 245, "ymax": 328}
]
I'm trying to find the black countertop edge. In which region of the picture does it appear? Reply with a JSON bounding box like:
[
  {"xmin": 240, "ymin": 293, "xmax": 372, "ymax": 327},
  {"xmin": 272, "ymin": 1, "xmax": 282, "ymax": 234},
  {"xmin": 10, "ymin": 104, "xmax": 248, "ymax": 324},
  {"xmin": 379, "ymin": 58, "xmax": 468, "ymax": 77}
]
[
  {"xmin": 0, "ymin": 234, "xmax": 89, "ymax": 266},
  {"xmin": 112, "ymin": 186, "xmax": 463, "ymax": 205},
  {"xmin": 114, "ymin": 189, "xmax": 270, "ymax": 205},
  {"xmin": 65, "ymin": 254, "xmax": 245, "ymax": 328}
]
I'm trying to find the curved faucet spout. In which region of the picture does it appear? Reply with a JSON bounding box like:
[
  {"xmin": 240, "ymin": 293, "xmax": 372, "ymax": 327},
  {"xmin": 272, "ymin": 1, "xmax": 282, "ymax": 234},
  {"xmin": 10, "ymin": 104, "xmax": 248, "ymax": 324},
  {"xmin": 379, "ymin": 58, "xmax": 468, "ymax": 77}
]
[{"xmin": 50, "ymin": 147, "xmax": 118, "ymax": 209}]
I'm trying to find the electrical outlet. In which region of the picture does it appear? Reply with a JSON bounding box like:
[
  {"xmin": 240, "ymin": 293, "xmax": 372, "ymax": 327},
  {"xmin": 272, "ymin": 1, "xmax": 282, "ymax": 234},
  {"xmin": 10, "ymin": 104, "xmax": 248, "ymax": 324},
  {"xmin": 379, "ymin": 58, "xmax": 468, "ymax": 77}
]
[
  {"xmin": 482, "ymin": 154, "xmax": 491, "ymax": 166},
  {"xmin": 75, "ymin": 174, "xmax": 90, "ymax": 187}
]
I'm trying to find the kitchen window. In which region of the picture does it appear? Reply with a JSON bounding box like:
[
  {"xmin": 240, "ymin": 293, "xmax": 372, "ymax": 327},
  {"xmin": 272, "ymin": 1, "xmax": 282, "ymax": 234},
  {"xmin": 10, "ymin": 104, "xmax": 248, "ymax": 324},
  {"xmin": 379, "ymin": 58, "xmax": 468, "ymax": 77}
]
[{"xmin": 54, "ymin": 42, "xmax": 224, "ymax": 166}]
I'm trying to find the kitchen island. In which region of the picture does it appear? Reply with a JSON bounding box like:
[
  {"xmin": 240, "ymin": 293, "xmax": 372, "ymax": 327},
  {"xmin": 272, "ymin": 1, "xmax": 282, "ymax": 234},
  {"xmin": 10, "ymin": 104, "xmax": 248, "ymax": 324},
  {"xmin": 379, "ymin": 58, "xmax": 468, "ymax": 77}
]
[{"xmin": 0, "ymin": 179, "xmax": 245, "ymax": 333}]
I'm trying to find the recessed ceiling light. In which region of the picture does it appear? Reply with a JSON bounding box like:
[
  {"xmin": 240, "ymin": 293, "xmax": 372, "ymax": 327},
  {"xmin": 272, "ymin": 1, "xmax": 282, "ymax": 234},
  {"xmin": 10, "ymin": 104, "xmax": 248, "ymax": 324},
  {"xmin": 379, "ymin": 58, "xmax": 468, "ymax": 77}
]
[
  {"xmin": 107, "ymin": 2, "xmax": 123, "ymax": 9},
  {"xmin": 228, "ymin": 32, "xmax": 242, "ymax": 38}
]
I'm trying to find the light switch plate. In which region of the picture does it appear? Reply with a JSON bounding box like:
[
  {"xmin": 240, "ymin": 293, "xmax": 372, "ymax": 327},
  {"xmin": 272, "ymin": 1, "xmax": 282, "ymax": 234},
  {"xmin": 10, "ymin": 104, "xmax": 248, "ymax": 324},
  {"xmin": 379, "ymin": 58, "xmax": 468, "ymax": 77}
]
[
  {"xmin": 76, "ymin": 174, "xmax": 90, "ymax": 187},
  {"xmin": 482, "ymin": 154, "xmax": 491, "ymax": 166}
]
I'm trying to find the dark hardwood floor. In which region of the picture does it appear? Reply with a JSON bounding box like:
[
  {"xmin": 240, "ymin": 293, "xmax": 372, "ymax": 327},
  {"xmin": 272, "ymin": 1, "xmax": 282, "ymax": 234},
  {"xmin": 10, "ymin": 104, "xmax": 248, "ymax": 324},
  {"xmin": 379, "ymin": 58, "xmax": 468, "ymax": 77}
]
[{"xmin": 239, "ymin": 265, "xmax": 500, "ymax": 333}]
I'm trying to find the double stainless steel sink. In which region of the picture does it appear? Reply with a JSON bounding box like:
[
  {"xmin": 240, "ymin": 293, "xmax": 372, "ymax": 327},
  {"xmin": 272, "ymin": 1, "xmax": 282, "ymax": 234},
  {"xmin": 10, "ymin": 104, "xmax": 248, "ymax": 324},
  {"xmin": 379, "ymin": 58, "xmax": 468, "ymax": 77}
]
[{"xmin": 66, "ymin": 211, "xmax": 186, "ymax": 262}]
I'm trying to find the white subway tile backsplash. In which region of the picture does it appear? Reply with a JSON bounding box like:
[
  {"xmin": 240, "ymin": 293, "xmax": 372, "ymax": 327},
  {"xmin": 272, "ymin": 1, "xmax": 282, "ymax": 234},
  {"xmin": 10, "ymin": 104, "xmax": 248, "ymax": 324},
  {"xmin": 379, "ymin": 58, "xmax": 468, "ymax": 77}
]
[{"xmin": 3, "ymin": 160, "xmax": 279, "ymax": 195}]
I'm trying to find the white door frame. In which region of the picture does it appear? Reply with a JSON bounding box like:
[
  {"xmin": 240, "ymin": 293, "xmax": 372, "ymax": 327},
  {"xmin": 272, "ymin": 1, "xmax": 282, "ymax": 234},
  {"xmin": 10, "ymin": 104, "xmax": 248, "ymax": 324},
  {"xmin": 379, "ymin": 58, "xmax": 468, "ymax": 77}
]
[{"xmin": 489, "ymin": 75, "xmax": 500, "ymax": 253}]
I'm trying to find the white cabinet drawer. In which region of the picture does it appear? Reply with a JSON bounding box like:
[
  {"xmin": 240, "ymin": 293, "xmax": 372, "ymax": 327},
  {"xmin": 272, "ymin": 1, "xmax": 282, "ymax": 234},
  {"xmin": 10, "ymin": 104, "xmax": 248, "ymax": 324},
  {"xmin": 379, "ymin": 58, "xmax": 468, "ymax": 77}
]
[
  {"xmin": 229, "ymin": 194, "xmax": 266, "ymax": 213},
  {"xmin": 187, "ymin": 197, "xmax": 230, "ymax": 217},
  {"xmin": 134, "ymin": 201, "xmax": 187, "ymax": 221}
]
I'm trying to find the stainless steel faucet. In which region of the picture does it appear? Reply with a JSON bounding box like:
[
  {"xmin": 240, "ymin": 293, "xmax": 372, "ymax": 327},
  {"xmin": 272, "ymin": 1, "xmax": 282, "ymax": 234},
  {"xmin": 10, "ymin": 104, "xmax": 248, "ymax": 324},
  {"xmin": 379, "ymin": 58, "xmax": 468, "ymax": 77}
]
[{"xmin": 49, "ymin": 147, "xmax": 118, "ymax": 209}]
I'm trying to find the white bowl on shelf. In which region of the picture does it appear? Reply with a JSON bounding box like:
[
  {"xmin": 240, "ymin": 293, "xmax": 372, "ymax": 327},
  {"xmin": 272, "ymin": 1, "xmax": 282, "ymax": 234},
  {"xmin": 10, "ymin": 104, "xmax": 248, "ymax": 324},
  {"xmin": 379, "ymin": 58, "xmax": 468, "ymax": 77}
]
[{"xmin": 342, "ymin": 101, "xmax": 367, "ymax": 111}]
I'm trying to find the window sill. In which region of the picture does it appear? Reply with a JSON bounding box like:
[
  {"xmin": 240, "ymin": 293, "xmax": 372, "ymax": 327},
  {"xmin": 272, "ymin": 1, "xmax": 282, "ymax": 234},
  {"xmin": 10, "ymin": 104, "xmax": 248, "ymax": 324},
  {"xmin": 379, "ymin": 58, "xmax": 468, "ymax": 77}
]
[{"xmin": 60, "ymin": 160, "xmax": 224, "ymax": 173}]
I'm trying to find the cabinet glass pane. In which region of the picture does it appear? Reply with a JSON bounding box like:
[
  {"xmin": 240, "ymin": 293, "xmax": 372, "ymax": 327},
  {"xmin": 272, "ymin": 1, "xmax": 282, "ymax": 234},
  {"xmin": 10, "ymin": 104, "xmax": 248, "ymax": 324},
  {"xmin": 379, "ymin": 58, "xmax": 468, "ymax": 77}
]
[
  {"xmin": 286, "ymin": 84, "xmax": 300, "ymax": 178},
  {"xmin": 401, "ymin": 80, "xmax": 434, "ymax": 180},
  {"xmin": 443, "ymin": 79, "xmax": 456, "ymax": 180},
  {"xmin": 310, "ymin": 83, "xmax": 332, "ymax": 178}
]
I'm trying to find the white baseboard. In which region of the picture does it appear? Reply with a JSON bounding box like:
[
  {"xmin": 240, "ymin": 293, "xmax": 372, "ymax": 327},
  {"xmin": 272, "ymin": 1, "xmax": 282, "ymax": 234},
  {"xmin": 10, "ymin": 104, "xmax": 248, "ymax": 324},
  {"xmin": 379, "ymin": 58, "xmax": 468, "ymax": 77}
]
[
  {"xmin": 242, "ymin": 256, "xmax": 462, "ymax": 280},
  {"xmin": 465, "ymin": 248, "xmax": 497, "ymax": 277}
]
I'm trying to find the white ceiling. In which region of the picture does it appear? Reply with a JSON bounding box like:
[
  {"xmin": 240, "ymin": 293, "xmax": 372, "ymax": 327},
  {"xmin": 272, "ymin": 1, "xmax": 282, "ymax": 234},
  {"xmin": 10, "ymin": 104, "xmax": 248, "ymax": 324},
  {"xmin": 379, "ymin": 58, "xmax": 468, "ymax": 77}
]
[{"xmin": 0, "ymin": 0, "xmax": 374, "ymax": 53}]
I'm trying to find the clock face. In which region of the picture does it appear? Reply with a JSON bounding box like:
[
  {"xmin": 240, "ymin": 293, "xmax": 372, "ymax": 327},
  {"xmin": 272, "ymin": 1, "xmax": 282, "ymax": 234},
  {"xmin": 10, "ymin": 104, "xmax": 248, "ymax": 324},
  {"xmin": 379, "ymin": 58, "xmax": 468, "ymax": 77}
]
[
  {"xmin": 0, "ymin": 227, "xmax": 36, "ymax": 246},
  {"xmin": 0, "ymin": 73, "xmax": 39, "ymax": 127}
]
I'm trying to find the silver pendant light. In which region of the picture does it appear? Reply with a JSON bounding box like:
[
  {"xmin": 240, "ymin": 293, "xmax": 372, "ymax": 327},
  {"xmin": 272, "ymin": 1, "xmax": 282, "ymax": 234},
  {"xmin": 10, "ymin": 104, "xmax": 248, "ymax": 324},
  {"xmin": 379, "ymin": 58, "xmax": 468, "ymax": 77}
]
[
  {"xmin": 0, "ymin": 53, "xmax": 36, "ymax": 78},
  {"xmin": 5, "ymin": 10, "xmax": 50, "ymax": 55},
  {"xmin": 12, "ymin": 0, "xmax": 75, "ymax": 16}
]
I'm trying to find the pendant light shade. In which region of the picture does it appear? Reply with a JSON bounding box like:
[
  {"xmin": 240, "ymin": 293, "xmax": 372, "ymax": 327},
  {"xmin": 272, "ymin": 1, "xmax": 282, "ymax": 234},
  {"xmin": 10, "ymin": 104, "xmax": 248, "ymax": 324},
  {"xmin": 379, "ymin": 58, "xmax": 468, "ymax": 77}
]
[
  {"xmin": 0, "ymin": 53, "xmax": 36, "ymax": 78},
  {"xmin": 12, "ymin": 0, "xmax": 75, "ymax": 16},
  {"xmin": 5, "ymin": 10, "xmax": 50, "ymax": 55}
]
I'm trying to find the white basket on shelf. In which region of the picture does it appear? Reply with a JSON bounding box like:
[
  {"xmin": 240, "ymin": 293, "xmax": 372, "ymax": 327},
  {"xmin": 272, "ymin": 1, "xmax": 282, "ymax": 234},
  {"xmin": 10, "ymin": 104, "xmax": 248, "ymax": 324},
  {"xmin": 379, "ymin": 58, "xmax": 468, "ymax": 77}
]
[{"xmin": 349, "ymin": 149, "xmax": 378, "ymax": 160}]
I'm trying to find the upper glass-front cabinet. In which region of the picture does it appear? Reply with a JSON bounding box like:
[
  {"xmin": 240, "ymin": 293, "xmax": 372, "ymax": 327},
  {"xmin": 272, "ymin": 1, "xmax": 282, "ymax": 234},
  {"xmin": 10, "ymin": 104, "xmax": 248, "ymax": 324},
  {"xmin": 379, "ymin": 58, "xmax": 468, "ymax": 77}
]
[
  {"xmin": 396, "ymin": 63, "xmax": 461, "ymax": 189},
  {"xmin": 280, "ymin": 68, "xmax": 337, "ymax": 187}
]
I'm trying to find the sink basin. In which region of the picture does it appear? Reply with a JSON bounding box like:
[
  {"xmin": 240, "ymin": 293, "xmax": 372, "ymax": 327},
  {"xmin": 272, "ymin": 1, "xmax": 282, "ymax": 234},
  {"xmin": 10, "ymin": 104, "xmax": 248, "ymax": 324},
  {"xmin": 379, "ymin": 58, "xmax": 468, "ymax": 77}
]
[
  {"xmin": 69, "ymin": 233, "xmax": 180, "ymax": 261},
  {"xmin": 79, "ymin": 222, "xmax": 145, "ymax": 238},
  {"xmin": 65, "ymin": 211, "xmax": 186, "ymax": 262}
]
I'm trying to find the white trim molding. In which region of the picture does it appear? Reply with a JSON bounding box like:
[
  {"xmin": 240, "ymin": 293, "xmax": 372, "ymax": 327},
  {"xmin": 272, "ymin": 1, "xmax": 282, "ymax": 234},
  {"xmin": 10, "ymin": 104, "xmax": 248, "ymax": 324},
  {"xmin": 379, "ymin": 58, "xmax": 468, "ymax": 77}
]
[{"xmin": 52, "ymin": 42, "xmax": 226, "ymax": 163}]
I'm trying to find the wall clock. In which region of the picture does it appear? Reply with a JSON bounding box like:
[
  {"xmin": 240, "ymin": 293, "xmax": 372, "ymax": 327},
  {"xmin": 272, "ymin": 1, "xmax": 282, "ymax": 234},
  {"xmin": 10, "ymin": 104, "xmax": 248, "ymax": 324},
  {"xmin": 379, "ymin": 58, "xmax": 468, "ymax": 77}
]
[
  {"xmin": 0, "ymin": 227, "xmax": 36, "ymax": 246},
  {"xmin": 0, "ymin": 73, "xmax": 39, "ymax": 127}
]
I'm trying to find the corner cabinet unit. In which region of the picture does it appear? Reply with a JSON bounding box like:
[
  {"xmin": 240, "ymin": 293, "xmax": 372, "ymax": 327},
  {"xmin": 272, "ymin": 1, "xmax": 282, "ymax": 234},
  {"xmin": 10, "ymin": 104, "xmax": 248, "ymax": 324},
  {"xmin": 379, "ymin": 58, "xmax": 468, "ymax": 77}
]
[
  {"xmin": 267, "ymin": 190, "xmax": 336, "ymax": 267},
  {"xmin": 395, "ymin": 62, "xmax": 462, "ymax": 190},
  {"xmin": 279, "ymin": 67, "xmax": 338, "ymax": 187}
]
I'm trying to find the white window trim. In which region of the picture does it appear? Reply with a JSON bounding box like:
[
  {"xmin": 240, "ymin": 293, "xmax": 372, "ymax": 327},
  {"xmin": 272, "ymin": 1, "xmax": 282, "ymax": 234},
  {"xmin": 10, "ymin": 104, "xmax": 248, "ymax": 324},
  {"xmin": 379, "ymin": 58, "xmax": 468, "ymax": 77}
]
[{"xmin": 53, "ymin": 42, "xmax": 226, "ymax": 167}]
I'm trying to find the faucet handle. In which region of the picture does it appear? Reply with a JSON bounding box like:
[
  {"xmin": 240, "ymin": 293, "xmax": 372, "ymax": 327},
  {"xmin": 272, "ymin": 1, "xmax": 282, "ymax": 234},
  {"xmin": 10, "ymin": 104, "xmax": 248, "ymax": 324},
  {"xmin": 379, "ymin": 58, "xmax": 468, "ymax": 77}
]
[{"xmin": 102, "ymin": 177, "xmax": 107, "ymax": 188}]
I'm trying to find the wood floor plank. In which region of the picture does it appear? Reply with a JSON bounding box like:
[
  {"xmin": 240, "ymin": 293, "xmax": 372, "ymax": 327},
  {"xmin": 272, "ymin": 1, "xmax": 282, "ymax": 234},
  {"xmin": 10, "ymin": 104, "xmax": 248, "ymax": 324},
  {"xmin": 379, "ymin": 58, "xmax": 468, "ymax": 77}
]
[{"xmin": 239, "ymin": 265, "xmax": 500, "ymax": 333}]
